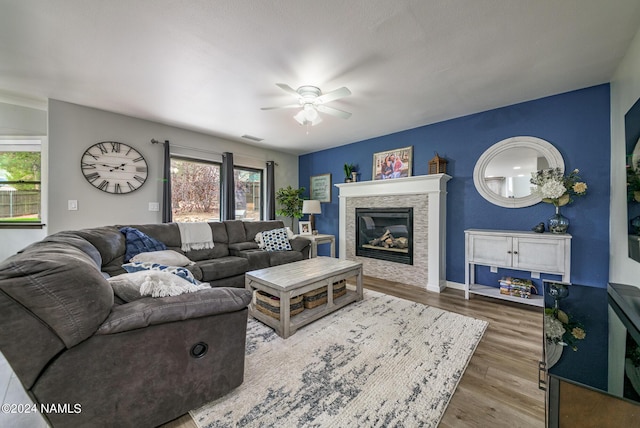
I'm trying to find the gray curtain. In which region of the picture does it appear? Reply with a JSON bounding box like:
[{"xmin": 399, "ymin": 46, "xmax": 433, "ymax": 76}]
[
  {"xmin": 265, "ymin": 161, "xmax": 276, "ymax": 220},
  {"xmin": 221, "ymin": 152, "xmax": 235, "ymax": 220},
  {"xmin": 162, "ymin": 140, "xmax": 172, "ymax": 223}
]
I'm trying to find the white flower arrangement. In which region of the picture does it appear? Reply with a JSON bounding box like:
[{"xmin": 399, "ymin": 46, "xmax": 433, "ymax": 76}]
[
  {"xmin": 530, "ymin": 167, "xmax": 588, "ymax": 207},
  {"xmin": 544, "ymin": 313, "xmax": 567, "ymax": 346}
]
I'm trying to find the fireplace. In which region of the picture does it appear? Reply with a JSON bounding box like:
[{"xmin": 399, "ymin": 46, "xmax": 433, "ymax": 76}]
[{"xmin": 356, "ymin": 207, "xmax": 413, "ymax": 265}]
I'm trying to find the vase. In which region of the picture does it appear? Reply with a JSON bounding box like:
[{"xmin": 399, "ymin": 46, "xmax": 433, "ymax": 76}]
[
  {"xmin": 548, "ymin": 206, "xmax": 569, "ymax": 234},
  {"xmin": 546, "ymin": 341, "xmax": 564, "ymax": 368}
]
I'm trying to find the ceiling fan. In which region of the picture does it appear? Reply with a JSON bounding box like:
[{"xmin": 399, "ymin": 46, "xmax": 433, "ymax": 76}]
[{"xmin": 261, "ymin": 83, "xmax": 352, "ymax": 126}]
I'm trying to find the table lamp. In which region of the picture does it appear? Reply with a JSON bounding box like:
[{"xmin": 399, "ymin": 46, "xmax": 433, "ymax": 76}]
[{"xmin": 302, "ymin": 200, "xmax": 321, "ymax": 232}]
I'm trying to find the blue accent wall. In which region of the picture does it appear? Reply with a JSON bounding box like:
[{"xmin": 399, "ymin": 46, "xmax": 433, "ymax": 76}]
[{"xmin": 299, "ymin": 84, "xmax": 611, "ymax": 288}]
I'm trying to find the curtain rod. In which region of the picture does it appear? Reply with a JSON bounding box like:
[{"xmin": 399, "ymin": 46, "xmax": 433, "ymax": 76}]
[{"xmin": 150, "ymin": 138, "xmax": 278, "ymax": 165}]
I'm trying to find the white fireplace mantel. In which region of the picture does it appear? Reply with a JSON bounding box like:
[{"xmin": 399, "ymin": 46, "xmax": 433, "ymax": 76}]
[{"xmin": 336, "ymin": 174, "xmax": 451, "ymax": 292}]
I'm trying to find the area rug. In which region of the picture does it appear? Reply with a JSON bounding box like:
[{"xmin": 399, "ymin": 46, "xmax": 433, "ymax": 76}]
[{"xmin": 190, "ymin": 290, "xmax": 488, "ymax": 427}]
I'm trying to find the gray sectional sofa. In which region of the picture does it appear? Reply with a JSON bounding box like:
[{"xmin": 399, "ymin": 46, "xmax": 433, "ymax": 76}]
[{"xmin": 0, "ymin": 220, "xmax": 310, "ymax": 427}]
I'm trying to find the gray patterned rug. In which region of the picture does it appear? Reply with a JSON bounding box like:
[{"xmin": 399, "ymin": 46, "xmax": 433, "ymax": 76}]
[{"xmin": 190, "ymin": 290, "xmax": 488, "ymax": 427}]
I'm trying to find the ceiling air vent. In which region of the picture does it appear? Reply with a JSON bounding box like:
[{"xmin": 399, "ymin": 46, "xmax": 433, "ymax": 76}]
[{"xmin": 241, "ymin": 134, "xmax": 263, "ymax": 142}]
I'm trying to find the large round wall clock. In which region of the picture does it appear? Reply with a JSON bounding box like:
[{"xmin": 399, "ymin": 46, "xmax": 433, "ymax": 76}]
[{"xmin": 80, "ymin": 141, "xmax": 148, "ymax": 194}]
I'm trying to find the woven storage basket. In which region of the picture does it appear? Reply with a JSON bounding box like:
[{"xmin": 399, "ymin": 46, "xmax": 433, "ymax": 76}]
[
  {"xmin": 254, "ymin": 290, "xmax": 304, "ymax": 319},
  {"xmin": 302, "ymin": 280, "xmax": 347, "ymax": 309}
]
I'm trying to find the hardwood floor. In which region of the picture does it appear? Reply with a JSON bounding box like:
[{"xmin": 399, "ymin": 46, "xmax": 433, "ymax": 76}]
[{"xmin": 162, "ymin": 276, "xmax": 545, "ymax": 428}]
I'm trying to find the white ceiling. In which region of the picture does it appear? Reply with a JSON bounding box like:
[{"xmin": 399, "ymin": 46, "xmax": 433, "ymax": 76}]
[{"xmin": 2, "ymin": 0, "xmax": 640, "ymax": 155}]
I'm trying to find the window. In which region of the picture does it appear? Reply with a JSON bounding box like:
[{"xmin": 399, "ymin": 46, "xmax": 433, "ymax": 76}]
[
  {"xmin": 170, "ymin": 157, "xmax": 221, "ymax": 222},
  {"xmin": 0, "ymin": 139, "xmax": 42, "ymax": 224},
  {"xmin": 169, "ymin": 154, "xmax": 264, "ymax": 222},
  {"xmin": 234, "ymin": 167, "xmax": 262, "ymax": 220}
]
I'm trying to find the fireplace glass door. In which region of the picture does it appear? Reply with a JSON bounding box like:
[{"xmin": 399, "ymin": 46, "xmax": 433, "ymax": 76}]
[{"xmin": 356, "ymin": 207, "xmax": 413, "ymax": 265}]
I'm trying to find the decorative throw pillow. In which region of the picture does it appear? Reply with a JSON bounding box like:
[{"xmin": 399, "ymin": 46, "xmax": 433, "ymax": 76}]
[
  {"xmin": 122, "ymin": 261, "xmax": 198, "ymax": 284},
  {"xmin": 130, "ymin": 250, "xmax": 194, "ymax": 267},
  {"xmin": 255, "ymin": 228, "xmax": 295, "ymax": 249},
  {"xmin": 261, "ymin": 227, "xmax": 292, "ymax": 252},
  {"xmin": 108, "ymin": 270, "xmax": 210, "ymax": 302},
  {"xmin": 120, "ymin": 227, "xmax": 167, "ymax": 262}
]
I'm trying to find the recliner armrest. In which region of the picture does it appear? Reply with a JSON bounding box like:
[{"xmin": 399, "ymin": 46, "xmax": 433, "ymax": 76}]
[
  {"xmin": 96, "ymin": 287, "xmax": 251, "ymax": 335},
  {"xmin": 289, "ymin": 236, "xmax": 311, "ymax": 253}
]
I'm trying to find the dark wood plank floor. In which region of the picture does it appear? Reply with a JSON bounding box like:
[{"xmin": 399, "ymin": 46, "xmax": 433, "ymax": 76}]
[{"xmin": 163, "ymin": 276, "xmax": 545, "ymax": 428}]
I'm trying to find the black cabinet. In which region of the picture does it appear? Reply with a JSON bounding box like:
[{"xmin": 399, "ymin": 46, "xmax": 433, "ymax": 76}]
[{"xmin": 543, "ymin": 283, "xmax": 640, "ymax": 427}]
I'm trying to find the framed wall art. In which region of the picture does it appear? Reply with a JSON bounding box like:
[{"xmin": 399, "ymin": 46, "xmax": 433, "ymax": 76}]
[
  {"xmin": 372, "ymin": 146, "xmax": 413, "ymax": 180},
  {"xmin": 310, "ymin": 173, "xmax": 332, "ymax": 202}
]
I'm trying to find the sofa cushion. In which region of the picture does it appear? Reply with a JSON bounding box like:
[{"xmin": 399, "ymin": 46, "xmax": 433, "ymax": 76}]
[
  {"xmin": 225, "ymin": 220, "xmax": 247, "ymax": 244},
  {"xmin": 243, "ymin": 220, "xmax": 285, "ymax": 242},
  {"xmin": 131, "ymin": 223, "xmax": 183, "ymax": 248},
  {"xmin": 228, "ymin": 242, "xmax": 260, "ymax": 252},
  {"xmin": 232, "ymin": 249, "xmax": 271, "ymax": 271},
  {"xmin": 0, "ymin": 247, "xmax": 114, "ymax": 348},
  {"xmin": 261, "ymin": 228, "xmax": 292, "ymax": 252},
  {"xmin": 108, "ymin": 271, "xmax": 210, "ymax": 302},
  {"xmin": 130, "ymin": 249, "xmax": 194, "ymax": 266},
  {"xmin": 120, "ymin": 227, "xmax": 167, "ymax": 262},
  {"xmin": 196, "ymin": 256, "xmax": 249, "ymax": 281},
  {"xmin": 122, "ymin": 262, "xmax": 198, "ymax": 284},
  {"xmin": 74, "ymin": 226, "xmax": 125, "ymax": 266},
  {"xmin": 96, "ymin": 287, "xmax": 251, "ymax": 335},
  {"xmin": 269, "ymin": 250, "xmax": 305, "ymax": 266}
]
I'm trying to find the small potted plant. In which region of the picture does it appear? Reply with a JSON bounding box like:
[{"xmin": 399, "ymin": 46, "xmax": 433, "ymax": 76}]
[{"xmin": 344, "ymin": 163, "xmax": 357, "ymax": 182}]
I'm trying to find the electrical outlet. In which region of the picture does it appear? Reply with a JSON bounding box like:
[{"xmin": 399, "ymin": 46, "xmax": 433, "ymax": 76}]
[
  {"xmin": 148, "ymin": 202, "xmax": 160, "ymax": 212},
  {"xmin": 68, "ymin": 200, "xmax": 78, "ymax": 211}
]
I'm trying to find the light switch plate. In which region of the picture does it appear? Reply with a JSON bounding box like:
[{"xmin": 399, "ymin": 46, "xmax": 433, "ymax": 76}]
[
  {"xmin": 148, "ymin": 202, "xmax": 160, "ymax": 212},
  {"xmin": 68, "ymin": 200, "xmax": 78, "ymax": 211}
]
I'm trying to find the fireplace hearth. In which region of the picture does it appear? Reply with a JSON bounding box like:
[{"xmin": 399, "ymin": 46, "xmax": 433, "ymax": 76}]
[{"xmin": 356, "ymin": 207, "xmax": 413, "ymax": 265}]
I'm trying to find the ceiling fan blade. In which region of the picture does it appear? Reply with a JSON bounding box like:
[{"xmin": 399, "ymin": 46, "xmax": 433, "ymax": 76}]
[
  {"xmin": 261, "ymin": 104, "xmax": 300, "ymax": 110},
  {"xmin": 316, "ymin": 104, "xmax": 352, "ymax": 119},
  {"xmin": 316, "ymin": 86, "xmax": 351, "ymax": 104},
  {"xmin": 275, "ymin": 83, "xmax": 301, "ymax": 97}
]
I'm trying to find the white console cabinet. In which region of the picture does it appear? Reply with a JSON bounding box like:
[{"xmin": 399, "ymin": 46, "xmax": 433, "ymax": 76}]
[{"xmin": 464, "ymin": 229, "xmax": 571, "ymax": 307}]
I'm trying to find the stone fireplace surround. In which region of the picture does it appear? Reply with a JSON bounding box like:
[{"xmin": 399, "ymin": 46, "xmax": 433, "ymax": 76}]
[{"xmin": 336, "ymin": 174, "xmax": 451, "ymax": 293}]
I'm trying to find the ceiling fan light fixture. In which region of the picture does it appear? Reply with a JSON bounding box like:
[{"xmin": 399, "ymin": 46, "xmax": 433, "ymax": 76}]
[
  {"xmin": 264, "ymin": 83, "xmax": 350, "ymax": 127},
  {"xmin": 294, "ymin": 105, "xmax": 322, "ymax": 126}
]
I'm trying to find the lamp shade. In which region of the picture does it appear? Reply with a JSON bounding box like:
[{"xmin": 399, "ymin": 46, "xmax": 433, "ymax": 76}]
[{"xmin": 302, "ymin": 200, "xmax": 321, "ymax": 214}]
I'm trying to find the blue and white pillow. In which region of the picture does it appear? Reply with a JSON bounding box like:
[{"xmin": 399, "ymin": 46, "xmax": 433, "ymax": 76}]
[
  {"xmin": 120, "ymin": 227, "xmax": 167, "ymax": 262},
  {"xmin": 122, "ymin": 261, "xmax": 198, "ymax": 284},
  {"xmin": 261, "ymin": 227, "xmax": 292, "ymax": 252}
]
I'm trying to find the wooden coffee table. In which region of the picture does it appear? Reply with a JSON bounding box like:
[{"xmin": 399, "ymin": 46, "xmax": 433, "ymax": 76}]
[{"xmin": 245, "ymin": 257, "xmax": 363, "ymax": 338}]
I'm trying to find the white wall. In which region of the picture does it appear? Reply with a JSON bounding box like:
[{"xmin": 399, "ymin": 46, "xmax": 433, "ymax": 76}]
[
  {"xmin": 47, "ymin": 99, "xmax": 298, "ymax": 233},
  {"xmin": 610, "ymin": 26, "xmax": 640, "ymax": 286}
]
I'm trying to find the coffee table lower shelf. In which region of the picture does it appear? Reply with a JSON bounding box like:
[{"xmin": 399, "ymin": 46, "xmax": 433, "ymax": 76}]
[{"xmin": 249, "ymin": 289, "xmax": 360, "ymax": 335}]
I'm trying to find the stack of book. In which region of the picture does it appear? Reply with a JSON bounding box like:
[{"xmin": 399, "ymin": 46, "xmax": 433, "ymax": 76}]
[{"xmin": 499, "ymin": 277, "xmax": 535, "ymax": 299}]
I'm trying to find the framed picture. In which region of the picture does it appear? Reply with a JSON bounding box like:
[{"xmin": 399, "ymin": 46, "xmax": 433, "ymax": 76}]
[
  {"xmin": 372, "ymin": 146, "xmax": 413, "ymax": 180},
  {"xmin": 310, "ymin": 173, "xmax": 331, "ymax": 202},
  {"xmin": 298, "ymin": 221, "xmax": 312, "ymax": 235}
]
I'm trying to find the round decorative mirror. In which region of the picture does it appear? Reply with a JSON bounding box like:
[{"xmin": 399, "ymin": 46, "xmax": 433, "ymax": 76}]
[{"xmin": 473, "ymin": 136, "xmax": 565, "ymax": 208}]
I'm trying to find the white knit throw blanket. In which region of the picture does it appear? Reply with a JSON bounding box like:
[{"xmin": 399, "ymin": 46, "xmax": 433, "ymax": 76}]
[{"xmin": 177, "ymin": 222, "xmax": 215, "ymax": 252}]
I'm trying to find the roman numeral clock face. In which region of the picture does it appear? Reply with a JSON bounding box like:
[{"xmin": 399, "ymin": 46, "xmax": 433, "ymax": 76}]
[{"xmin": 81, "ymin": 141, "xmax": 148, "ymax": 194}]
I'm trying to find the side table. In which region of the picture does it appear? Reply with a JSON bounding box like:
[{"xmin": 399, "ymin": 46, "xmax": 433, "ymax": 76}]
[{"xmin": 299, "ymin": 234, "xmax": 335, "ymax": 258}]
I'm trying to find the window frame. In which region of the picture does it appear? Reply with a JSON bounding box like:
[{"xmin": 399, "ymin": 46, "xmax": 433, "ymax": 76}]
[
  {"xmin": 234, "ymin": 165, "xmax": 264, "ymax": 221},
  {"xmin": 0, "ymin": 137, "xmax": 46, "ymax": 229},
  {"xmin": 170, "ymin": 155, "xmax": 222, "ymax": 223}
]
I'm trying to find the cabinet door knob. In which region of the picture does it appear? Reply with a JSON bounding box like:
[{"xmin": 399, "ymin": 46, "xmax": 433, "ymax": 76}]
[
  {"xmin": 507, "ymin": 251, "xmax": 512, "ymax": 254},
  {"xmin": 513, "ymin": 251, "xmax": 518, "ymax": 254}
]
